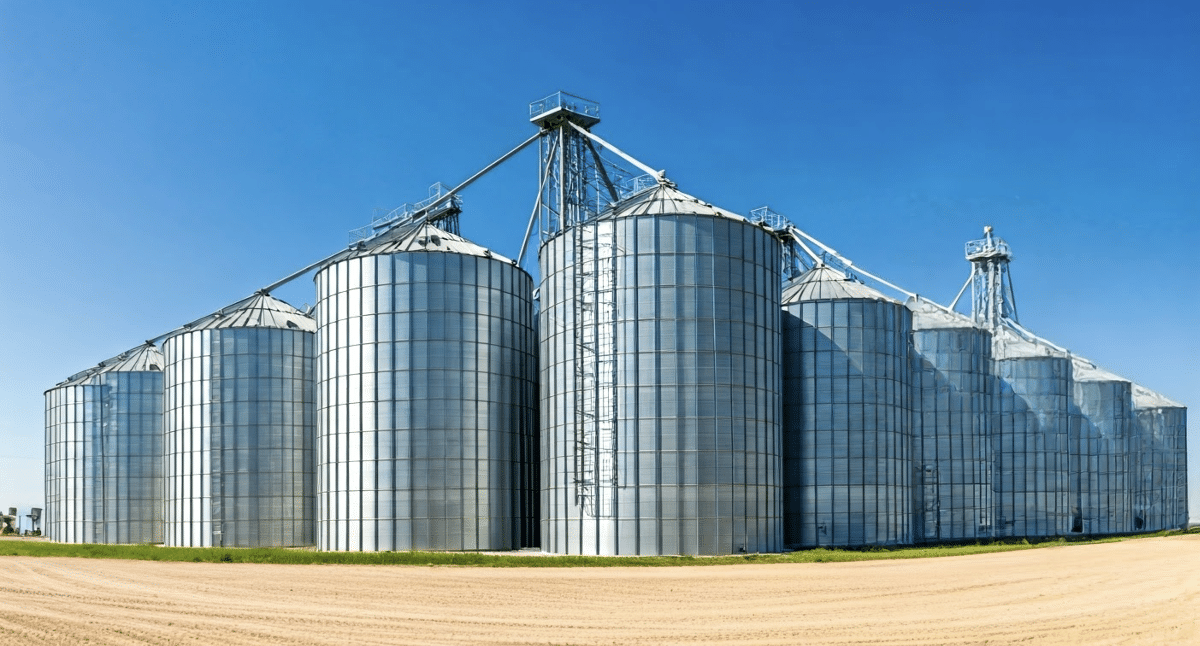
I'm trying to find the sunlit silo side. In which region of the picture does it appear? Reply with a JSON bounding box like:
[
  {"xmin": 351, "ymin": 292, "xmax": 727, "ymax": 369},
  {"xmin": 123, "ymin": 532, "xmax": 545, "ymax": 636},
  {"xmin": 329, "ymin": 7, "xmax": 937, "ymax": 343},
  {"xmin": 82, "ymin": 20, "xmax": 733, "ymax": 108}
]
[
  {"xmin": 540, "ymin": 185, "xmax": 782, "ymax": 556},
  {"xmin": 782, "ymin": 266, "xmax": 912, "ymax": 548},
  {"xmin": 1131, "ymin": 385, "xmax": 1188, "ymax": 531},
  {"xmin": 44, "ymin": 344, "xmax": 163, "ymax": 544},
  {"xmin": 990, "ymin": 326, "xmax": 1072, "ymax": 538},
  {"xmin": 315, "ymin": 222, "xmax": 536, "ymax": 551},
  {"xmin": 1069, "ymin": 358, "xmax": 1132, "ymax": 535},
  {"xmin": 162, "ymin": 293, "xmax": 315, "ymax": 548},
  {"xmin": 906, "ymin": 298, "xmax": 993, "ymax": 542}
]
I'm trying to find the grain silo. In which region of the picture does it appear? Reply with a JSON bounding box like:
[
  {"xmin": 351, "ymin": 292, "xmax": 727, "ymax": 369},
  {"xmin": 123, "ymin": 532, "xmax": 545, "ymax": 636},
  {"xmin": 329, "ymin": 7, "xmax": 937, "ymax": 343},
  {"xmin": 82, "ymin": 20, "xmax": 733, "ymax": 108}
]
[
  {"xmin": 1131, "ymin": 385, "xmax": 1188, "ymax": 531},
  {"xmin": 539, "ymin": 184, "xmax": 782, "ymax": 555},
  {"xmin": 781, "ymin": 265, "xmax": 912, "ymax": 548},
  {"xmin": 990, "ymin": 325, "xmax": 1072, "ymax": 537},
  {"xmin": 162, "ymin": 292, "xmax": 316, "ymax": 548},
  {"xmin": 44, "ymin": 344, "xmax": 164, "ymax": 544},
  {"xmin": 906, "ymin": 297, "xmax": 993, "ymax": 542},
  {"xmin": 1069, "ymin": 358, "xmax": 1132, "ymax": 534},
  {"xmin": 315, "ymin": 221, "xmax": 537, "ymax": 551}
]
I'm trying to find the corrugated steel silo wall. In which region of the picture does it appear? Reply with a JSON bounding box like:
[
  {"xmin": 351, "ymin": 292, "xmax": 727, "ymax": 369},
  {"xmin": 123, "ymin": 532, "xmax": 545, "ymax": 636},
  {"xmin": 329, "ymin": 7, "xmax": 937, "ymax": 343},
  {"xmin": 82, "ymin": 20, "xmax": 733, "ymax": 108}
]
[
  {"xmin": 783, "ymin": 299, "xmax": 913, "ymax": 547},
  {"xmin": 910, "ymin": 328, "xmax": 993, "ymax": 542},
  {"xmin": 315, "ymin": 252, "xmax": 536, "ymax": 551},
  {"xmin": 44, "ymin": 374, "xmax": 163, "ymax": 544},
  {"xmin": 163, "ymin": 328, "xmax": 315, "ymax": 547},
  {"xmin": 1070, "ymin": 380, "xmax": 1132, "ymax": 534},
  {"xmin": 540, "ymin": 214, "xmax": 782, "ymax": 555},
  {"xmin": 992, "ymin": 357, "xmax": 1071, "ymax": 537},
  {"xmin": 45, "ymin": 385, "xmax": 99, "ymax": 543},
  {"xmin": 1132, "ymin": 406, "xmax": 1187, "ymax": 531}
]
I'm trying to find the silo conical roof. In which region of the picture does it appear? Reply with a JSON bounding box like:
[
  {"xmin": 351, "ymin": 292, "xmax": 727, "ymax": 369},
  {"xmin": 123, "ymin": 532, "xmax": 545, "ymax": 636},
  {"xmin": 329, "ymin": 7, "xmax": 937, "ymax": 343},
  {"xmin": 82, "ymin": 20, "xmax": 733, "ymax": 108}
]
[
  {"xmin": 57, "ymin": 343, "xmax": 164, "ymax": 387},
  {"xmin": 603, "ymin": 184, "xmax": 748, "ymax": 222},
  {"xmin": 905, "ymin": 296, "xmax": 980, "ymax": 330},
  {"xmin": 1070, "ymin": 356, "xmax": 1130, "ymax": 384},
  {"xmin": 991, "ymin": 323, "xmax": 1068, "ymax": 360},
  {"xmin": 782, "ymin": 265, "xmax": 897, "ymax": 304},
  {"xmin": 351, "ymin": 220, "xmax": 513, "ymax": 262},
  {"xmin": 184, "ymin": 292, "xmax": 315, "ymax": 332},
  {"xmin": 1131, "ymin": 384, "xmax": 1185, "ymax": 409}
]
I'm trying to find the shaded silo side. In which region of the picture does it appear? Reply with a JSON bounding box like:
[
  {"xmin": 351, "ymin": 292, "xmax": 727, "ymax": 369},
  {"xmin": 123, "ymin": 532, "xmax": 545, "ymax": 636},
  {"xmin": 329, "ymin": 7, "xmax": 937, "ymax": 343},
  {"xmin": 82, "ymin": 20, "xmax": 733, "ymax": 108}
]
[
  {"xmin": 782, "ymin": 266, "xmax": 912, "ymax": 548},
  {"xmin": 163, "ymin": 293, "xmax": 316, "ymax": 548},
  {"xmin": 540, "ymin": 185, "xmax": 782, "ymax": 555},
  {"xmin": 44, "ymin": 344, "xmax": 164, "ymax": 544},
  {"xmin": 1131, "ymin": 385, "xmax": 1187, "ymax": 531},
  {"xmin": 991, "ymin": 326, "xmax": 1072, "ymax": 538},
  {"xmin": 315, "ymin": 222, "xmax": 536, "ymax": 551},
  {"xmin": 906, "ymin": 298, "xmax": 993, "ymax": 542},
  {"xmin": 1069, "ymin": 358, "xmax": 1133, "ymax": 535}
]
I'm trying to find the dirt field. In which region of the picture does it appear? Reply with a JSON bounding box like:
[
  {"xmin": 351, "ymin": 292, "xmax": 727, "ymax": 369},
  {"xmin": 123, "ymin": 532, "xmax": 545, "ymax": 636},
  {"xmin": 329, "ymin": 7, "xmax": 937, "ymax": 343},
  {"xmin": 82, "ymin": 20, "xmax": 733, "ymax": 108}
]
[{"xmin": 0, "ymin": 535, "xmax": 1195, "ymax": 645}]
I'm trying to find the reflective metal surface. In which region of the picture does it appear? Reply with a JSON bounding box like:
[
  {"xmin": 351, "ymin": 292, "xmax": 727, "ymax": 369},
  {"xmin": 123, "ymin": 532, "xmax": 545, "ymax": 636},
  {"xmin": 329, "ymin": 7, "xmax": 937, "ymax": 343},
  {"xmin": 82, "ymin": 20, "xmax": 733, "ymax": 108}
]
[
  {"xmin": 911, "ymin": 325, "xmax": 994, "ymax": 541},
  {"xmin": 1132, "ymin": 396, "xmax": 1187, "ymax": 531},
  {"xmin": 539, "ymin": 203, "xmax": 783, "ymax": 556},
  {"xmin": 1070, "ymin": 375, "xmax": 1132, "ymax": 534},
  {"xmin": 315, "ymin": 226, "xmax": 537, "ymax": 551},
  {"xmin": 44, "ymin": 346, "xmax": 163, "ymax": 544},
  {"xmin": 782, "ymin": 268, "xmax": 913, "ymax": 548},
  {"xmin": 163, "ymin": 295, "xmax": 316, "ymax": 548},
  {"xmin": 992, "ymin": 355, "xmax": 1072, "ymax": 537}
]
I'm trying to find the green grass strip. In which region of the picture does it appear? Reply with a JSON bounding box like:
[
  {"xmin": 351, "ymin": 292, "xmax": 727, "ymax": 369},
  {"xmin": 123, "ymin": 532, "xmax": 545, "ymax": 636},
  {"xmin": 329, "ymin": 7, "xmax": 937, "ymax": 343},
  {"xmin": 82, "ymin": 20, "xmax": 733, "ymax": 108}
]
[{"xmin": 1, "ymin": 528, "xmax": 1194, "ymax": 567}]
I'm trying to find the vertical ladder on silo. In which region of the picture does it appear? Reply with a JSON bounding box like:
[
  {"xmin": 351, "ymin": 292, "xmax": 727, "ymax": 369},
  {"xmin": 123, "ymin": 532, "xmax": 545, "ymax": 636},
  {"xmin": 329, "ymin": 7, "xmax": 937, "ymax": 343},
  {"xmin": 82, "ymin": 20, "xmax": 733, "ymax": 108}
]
[
  {"xmin": 574, "ymin": 224, "xmax": 599, "ymax": 516},
  {"xmin": 594, "ymin": 221, "xmax": 618, "ymax": 518},
  {"xmin": 573, "ymin": 222, "xmax": 619, "ymax": 518}
]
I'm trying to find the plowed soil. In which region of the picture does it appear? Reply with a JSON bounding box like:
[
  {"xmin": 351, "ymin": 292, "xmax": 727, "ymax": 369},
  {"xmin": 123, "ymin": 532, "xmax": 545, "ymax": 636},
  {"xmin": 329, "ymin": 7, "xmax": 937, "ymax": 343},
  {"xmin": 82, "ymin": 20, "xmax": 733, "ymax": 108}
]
[{"xmin": 0, "ymin": 534, "xmax": 1196, "ymax": 645}]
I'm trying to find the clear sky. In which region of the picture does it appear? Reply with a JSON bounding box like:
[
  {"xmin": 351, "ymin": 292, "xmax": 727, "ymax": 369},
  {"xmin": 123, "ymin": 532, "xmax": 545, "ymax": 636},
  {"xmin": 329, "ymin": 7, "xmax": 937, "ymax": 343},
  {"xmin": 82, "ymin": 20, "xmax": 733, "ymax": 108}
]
[{"xmin": 2, "ymin": 0, "xmax": 1196, "ymax": 523}]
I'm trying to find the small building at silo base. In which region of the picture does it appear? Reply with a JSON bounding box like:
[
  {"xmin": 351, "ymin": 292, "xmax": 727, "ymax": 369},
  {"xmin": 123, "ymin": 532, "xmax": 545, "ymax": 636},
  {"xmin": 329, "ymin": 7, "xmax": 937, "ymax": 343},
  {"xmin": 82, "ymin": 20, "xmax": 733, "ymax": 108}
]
[
  {"xmin": 539, "ymin": 184, "xmax": 783, "ymax": 556},
  {"xmin": 162, "ymin": 293, "xmax": 316, "ymax": 548},
  {"xmin": 782, "ymin": 266, "xmax": 912, "ymax": 548},
  {"xmin": 44, "ymin": 344, "xmax": 164, "ymax": 544},
  {"xmin": 315, "ymin": 221, "xmax": 537, "ymax": 552},
  {"xmin": 907, "ymin": 298, "xmax": 994, "ymax": 542}
]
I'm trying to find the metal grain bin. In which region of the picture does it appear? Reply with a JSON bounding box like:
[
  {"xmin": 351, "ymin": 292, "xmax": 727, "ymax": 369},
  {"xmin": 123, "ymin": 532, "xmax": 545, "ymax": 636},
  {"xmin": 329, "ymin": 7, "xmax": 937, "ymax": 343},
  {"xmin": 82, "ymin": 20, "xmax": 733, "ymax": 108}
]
[
  {"xmin": 907, "ymin": 298, "xmax": 993, "ymax": 542},
  {"xmin": 44, "ymin": 344, "xmax": 164, "ymax": 544},
  {"xmin": 162, "ymin": 293, "xmax": 316, "ymax": 548},
  {"xmin": 540, "ymin": 185, "xmax": 782, "ymax": 555},
  {"xmin": 1131, "ymin": 385, "xmax": 1188, "ymax": 531},
  {"xmin": 1070, "ymin": 358, "xmax": 1133, "ymax": 534},
  {"xmin": 782, "ymin": 266, "xmax": 912, "ymax": 548},
  {"xmin": 991, "ymin": 326, "xmax": 1072, "ymax": 537},
  {"xmin": 315, "ymin": 222, "xmax": 537, "ymax": 551}
]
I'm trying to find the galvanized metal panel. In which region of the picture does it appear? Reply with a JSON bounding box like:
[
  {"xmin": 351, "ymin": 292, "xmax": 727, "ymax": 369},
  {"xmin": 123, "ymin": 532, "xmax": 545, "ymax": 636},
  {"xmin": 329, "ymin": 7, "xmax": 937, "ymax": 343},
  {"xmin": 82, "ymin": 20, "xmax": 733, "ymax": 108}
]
[
  {"xmin": 315, "ymin": 233, "xmax": 537, "ymax": 552},
  {"xmin": 540, "ymin": 210, "xmax": 783, "ymax": 556},
  {"xmin": 1132, "ymin": 401, "xmax": 1187, "ymax": 531},
  {"xmin": 163, "ymin": 295, "xmax": 316, "ymax": 548},
  {"xmin": 911, "ymin": 325, "xmax": 994, "ymax": 542},
  {"xmin": 782, "ymin": 272, "xmax": 913, "ymax": 548},
  {"xmin": 1070, "ymin": 375, "xmax": 1132, "ymax": 535},
  {"xmin": 44, "ymin": 345, "xmax": 164, "ymax": 544},
  {"xmin": 992, "ymin": 355, "xmax": 1072, "ymax": 537}
]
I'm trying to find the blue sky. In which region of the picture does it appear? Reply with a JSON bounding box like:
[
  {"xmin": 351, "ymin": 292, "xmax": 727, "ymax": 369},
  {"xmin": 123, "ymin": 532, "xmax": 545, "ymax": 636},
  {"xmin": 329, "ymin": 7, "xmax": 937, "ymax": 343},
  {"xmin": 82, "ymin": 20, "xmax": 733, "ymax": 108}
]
[{"xmin": 2, "ymin": 0, "xmax": 1196, "ymax": 522}]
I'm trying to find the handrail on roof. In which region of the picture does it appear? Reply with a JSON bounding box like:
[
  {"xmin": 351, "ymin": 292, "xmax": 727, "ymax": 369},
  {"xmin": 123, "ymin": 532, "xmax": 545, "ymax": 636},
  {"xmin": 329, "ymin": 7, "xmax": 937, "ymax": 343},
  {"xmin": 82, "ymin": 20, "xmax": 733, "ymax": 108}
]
[{"xmin": 529, "ymin": 91, "xmax": 600, "ymax": 121}]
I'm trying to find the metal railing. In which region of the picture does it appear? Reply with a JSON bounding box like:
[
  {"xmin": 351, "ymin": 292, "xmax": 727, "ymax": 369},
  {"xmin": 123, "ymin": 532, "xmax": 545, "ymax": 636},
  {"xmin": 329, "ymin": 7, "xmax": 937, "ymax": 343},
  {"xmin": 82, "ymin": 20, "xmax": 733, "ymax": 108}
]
[
  {"xmin": 749, "ymin": 206, "xmax": 791, "ymax": 231},
  {"xmin": 348, "ymin": 183, "xmax": 461, "ymax": 244},
  {"xmin": 530, "ymin": 91, "xmax": 600, "ymax": 121},
  {"xmin": 965, "ymin": 237, "xmax": 1011, "ymax": 259}
]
